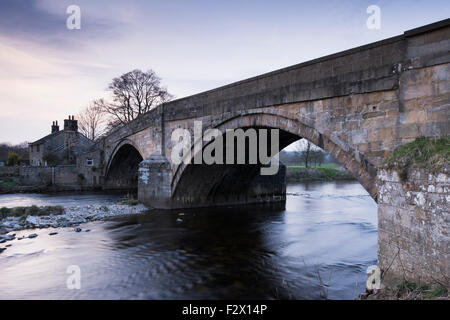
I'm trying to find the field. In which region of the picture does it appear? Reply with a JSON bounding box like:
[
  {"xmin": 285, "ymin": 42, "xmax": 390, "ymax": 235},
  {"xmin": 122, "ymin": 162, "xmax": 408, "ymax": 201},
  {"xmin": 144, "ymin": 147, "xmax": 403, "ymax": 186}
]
[{"xmin": 285, "ymin": 163, "xmax": 354, "ymax": 182}]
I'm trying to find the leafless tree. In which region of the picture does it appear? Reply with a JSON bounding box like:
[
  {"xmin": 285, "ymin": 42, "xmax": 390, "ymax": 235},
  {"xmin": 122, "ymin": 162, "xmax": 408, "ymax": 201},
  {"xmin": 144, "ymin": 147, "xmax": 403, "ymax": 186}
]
[
  {"xmin": 296, "ymin": 140, "xmax": 312, "ymax": 168},
  {"xmin": 310, "ymin": 149, "xmax": 325, "ymax": 167},
  {"xmin": 294, "ymin": 140, "xmax": 326, "ymax": 168},
  {"xmin": 99, "ymin": 69, "xmax": 172, "ymax": 129},
  {"xmin": 77, "ymin": 102, "xmax": 105, "ymax": 140}
]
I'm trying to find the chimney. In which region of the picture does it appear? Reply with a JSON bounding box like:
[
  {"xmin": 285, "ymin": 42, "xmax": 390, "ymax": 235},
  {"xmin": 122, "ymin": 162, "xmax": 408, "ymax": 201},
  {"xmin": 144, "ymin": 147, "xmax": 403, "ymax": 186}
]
[
  {"xmin": 64, "ymin": 115, "xmax": 78, "ymax": 132},
  {"xmin": 51, "ymin": 120, "xmax": 59, "ymax": 133}
]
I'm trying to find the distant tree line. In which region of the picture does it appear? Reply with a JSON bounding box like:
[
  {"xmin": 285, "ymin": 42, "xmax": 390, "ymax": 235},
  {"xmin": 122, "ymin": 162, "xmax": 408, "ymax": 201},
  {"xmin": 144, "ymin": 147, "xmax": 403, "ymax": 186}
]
[
  {"xmin": 279, "ymin": 140, "xmax": 339, "ymax": 168},
  {"xmin": 0, "ymin": 142, "xmax": 29, "ymax": 166}
]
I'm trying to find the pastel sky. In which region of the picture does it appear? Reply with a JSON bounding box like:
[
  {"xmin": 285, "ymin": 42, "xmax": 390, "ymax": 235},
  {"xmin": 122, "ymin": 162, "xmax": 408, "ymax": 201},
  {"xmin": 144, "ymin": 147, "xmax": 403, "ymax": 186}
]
[{"xmin": 0, "ymin": 0, "xmax": 449, "ymax": 144}]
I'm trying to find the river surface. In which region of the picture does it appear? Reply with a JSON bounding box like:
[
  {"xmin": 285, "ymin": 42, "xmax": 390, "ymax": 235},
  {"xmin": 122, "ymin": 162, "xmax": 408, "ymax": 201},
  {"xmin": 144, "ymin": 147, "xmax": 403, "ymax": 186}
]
[{"xmin": 0, "ymin": 181, "xmax": 377, "ymax": 300}]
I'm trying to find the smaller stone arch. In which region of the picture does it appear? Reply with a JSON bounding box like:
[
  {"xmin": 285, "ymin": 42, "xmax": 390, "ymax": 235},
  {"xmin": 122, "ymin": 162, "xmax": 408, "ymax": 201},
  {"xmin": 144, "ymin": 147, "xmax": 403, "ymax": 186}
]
[{"xmin": 104, "ymin": 139, "xmax": 144, "ymax": 191}]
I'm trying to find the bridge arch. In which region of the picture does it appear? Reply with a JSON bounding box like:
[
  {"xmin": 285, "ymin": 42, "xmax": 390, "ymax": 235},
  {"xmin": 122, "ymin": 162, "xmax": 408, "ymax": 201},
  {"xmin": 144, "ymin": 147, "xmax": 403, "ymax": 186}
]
[
  {"xmin": 171, "ymin": 112, "xmax": 378, "ymax": 206},
  {"xmin": 105, "ymin": 139, "xmax": 144, "ymax": 191}
]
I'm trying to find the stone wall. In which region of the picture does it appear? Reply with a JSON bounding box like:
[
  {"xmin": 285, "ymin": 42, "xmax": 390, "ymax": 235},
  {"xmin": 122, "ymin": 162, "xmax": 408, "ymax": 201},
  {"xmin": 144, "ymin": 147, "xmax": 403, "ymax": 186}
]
[
  {"xmin": 17, "ymin": 166, "xmax": 52, "ymax": 185},
  {"xmin": 377, "ymin": 168, "xmax": 449, "ymax": 285},
  {"xmin": 0, "ymin": 166, "xmax": 19, "ymax": 177},
  {"xmin": 0, "ymin": 165, "xmax": 94, "ymax": 191}
]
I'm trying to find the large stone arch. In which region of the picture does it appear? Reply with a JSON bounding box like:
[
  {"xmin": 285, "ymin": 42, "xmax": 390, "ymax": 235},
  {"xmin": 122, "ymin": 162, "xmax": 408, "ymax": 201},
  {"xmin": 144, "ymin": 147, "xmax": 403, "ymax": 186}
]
[
  {"xmin": 104, "ymin": 139, "xmax": 144, "ymax": 190},
  {"xmin": 171, "ymin": 112, "xmax": 378, "ymax": 203}
]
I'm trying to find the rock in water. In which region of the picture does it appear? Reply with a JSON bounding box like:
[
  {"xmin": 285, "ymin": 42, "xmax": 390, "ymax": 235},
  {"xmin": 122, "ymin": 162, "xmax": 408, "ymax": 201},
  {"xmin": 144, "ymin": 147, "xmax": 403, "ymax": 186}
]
[
  {"xmin": 4, "ymin": 234, "xmax": 16, "ymax": 241},
  {"xmin": 49, "ymin": 232, "xmax": 58, "ymax": 236},
  {"xmin": 0, "ymin": 248, "xmax": 6, "ymax": 253},
  {"xmin": 26, "ymin": 216, "xmax": 39, "ymax": 226},
  {"xmin": 75, "ymin": 227, "xmax": 82, "ymax": 232},
  {"xmin": 28, "ymin": 233, "xmax": 38, "ymax": 239}
]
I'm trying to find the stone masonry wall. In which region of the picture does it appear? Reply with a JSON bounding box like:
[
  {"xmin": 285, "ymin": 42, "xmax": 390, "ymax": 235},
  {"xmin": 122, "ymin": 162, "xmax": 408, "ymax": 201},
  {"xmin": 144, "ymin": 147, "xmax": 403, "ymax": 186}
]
[
  {"xmin": 377, "ymin": 168, "xmax": 449, "ymax": 285},
  {"xmin": 0, "ymin": 166, "xmax": 94, "ymax": 191}
]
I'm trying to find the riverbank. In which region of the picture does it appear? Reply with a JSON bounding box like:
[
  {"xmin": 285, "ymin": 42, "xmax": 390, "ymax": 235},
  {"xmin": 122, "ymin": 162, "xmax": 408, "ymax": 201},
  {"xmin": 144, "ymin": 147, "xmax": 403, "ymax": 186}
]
[
  {"xmin": 286, "ymin": 165, "xmax": 354, "ymax": 182},
  {"xmin": 0, "ymin": 178, "xmax": 46, "ymax": 194},
  {"xmin": 359, "ymin": 281, "xmax": 449, "ymax": 300},
  {"xmin": 0, "ymin": 177, "xmax": 88, "ymax": 194},
  {"xmin": 0, "ymin": 202, "xmax": 148, "ymax": 245}
]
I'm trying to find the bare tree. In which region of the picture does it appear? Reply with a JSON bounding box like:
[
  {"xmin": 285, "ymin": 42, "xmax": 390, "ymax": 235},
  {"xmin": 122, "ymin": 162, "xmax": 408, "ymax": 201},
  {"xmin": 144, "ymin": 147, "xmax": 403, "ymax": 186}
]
[
  {"xmin": 309, "ymin": 149, "xmax": 325, "ymax": 167},
  {"xmin": 296, "ymin": 140, "xmax": 312, "ymax": 168},
  {"xmin": 100, "ymin": 69, "xmax": 172, "ymax": 129},
  {"xmin": 78, "ymin": 102, "xmax": 105, "ymax": 140}
]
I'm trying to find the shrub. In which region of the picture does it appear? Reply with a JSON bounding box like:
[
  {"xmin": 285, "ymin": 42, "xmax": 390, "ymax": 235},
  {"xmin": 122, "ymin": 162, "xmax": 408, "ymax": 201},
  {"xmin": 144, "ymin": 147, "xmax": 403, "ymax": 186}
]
[
  {"xmin": 28, "ymin": 205, "xmax": 39, "ymax": 215},
  {"xmin": 119, "ymin": 199, "xmax": 139, "ymax": 206},
  {"xmin": 42, "ymin": 152, "xmax": 60, "ymax": 167},
  {"xmin": 7, "ymin": 152, "xmax": 21, "ymax": 166},
  {"xmin": 0, "ymin": 207, "xmax": 11, "ymax": 219},
  {"xmin": 0, "ymin": 205, "xmax": 64, "ymax": 218},
  {"xmin": 385, "ymin": 136, "xmax": 450, "ymax": 181}
]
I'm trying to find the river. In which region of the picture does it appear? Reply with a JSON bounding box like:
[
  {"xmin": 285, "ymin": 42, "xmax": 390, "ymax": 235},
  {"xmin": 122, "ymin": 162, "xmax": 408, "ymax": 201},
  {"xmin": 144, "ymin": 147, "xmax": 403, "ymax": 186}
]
[{"xmin": 0, "ymin": 181, "xmax": 377, "ymax": 300}]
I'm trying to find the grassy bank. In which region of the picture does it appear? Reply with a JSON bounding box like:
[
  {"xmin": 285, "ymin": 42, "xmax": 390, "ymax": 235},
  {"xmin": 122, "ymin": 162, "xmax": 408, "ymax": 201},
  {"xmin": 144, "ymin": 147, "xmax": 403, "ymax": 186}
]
[
  {"xmin": 286, "ymin": 164, "xmax": 355, "ymax": 182},
  {"xmin": 0, "ymin": 205, "xmax": 64, "ymax": 219},
  {"xmin": 0, "ymin": 178, "xmax": 45, "ymax": 194},
  {"xmin": 0, "ymin": 178, "xmax": 29, "ymax": 189},
  {"xmin": 118, "ymin": 199, "xmax": 140, "ymax": 206},
  {"xmin": 364, "ymin": 281, "xmax": 449, "ymax": 300},
  {"xmin": 384, "ymin": 136, "xmax": 449, "ymax": 180}
]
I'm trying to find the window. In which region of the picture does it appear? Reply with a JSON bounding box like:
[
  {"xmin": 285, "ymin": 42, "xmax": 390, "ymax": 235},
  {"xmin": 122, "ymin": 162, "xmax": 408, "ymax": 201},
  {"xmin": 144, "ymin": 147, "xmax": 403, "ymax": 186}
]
[
  {"xmin": 86, "ymin": 159, "xmax": 94, "ymax": 166},
  {"xmin": 37, "ymin": 145, "xmax": 40, "ymax": 152}
]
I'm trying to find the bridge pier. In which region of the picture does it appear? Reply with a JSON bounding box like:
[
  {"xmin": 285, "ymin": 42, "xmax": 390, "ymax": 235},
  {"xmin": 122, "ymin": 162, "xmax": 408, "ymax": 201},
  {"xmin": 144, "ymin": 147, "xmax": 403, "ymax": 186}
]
[
  {"xmin": 377, "ymin": 168, "xmax": 449, "ymax": 286},
  {"xmin": 138, "ymin": 155, "xmax": 287, "ymax": 209},
  {"xmin": 138, "ymin": 154, "xmax": 172, "ymax": 209}
]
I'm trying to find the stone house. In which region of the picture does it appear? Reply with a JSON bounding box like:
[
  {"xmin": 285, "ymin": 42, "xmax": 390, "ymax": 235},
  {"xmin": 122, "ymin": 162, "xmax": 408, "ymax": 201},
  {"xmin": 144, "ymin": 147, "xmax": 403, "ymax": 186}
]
[{"xmin": 29, "ymin": 116, "xmax": 94, "ymax": 166}]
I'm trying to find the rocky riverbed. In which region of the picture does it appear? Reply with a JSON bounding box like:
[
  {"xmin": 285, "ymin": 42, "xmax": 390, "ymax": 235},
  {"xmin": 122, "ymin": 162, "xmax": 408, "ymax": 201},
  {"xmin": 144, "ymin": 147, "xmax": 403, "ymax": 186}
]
[{"xmin": 0, "ymin": 203, "xmax": 148, "ymax": 245}]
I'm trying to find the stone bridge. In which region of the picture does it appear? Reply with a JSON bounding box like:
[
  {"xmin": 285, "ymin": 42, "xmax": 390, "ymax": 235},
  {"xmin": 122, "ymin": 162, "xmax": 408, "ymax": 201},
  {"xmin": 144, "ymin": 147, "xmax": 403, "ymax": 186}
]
[
  {"xmin": 94, "ymin": 19, "xmax": 449, "ymax": 211},
  {"xmin": 80, "ymin": 20, "xmax": 450, "ymax": 284}
]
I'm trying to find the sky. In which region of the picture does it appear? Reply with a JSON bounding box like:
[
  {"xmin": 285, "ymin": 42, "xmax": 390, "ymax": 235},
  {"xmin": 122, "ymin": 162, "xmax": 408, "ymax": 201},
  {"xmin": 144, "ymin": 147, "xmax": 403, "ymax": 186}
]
[{"xmin": 0, "ymin": 0, "xmax": 449, "ymax": 144}]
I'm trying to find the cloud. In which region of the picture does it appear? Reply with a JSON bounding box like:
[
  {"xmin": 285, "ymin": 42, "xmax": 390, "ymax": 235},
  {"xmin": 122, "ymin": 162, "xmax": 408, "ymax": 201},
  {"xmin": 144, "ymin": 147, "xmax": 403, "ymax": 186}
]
[{"xmin": 0, "ymin": 0, "xmax": 449, "ymax": 143}]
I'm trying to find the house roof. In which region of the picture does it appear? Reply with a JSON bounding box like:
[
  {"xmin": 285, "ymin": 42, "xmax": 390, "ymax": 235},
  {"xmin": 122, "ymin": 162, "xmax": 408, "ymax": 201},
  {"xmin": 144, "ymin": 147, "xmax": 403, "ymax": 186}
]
[{"xmin": 28, "ymin": 130, "xmax": 64, "ymax": 146}]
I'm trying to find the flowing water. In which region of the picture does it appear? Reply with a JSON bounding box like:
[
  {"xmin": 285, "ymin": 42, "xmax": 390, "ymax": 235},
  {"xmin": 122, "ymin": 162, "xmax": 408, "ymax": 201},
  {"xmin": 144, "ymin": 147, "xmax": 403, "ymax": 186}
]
[{"xmin": 0, "ymin": 181, "xmax": 377, "ymax": 300}]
